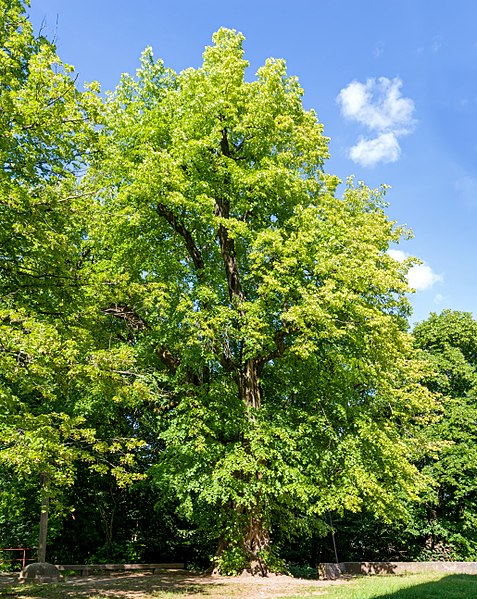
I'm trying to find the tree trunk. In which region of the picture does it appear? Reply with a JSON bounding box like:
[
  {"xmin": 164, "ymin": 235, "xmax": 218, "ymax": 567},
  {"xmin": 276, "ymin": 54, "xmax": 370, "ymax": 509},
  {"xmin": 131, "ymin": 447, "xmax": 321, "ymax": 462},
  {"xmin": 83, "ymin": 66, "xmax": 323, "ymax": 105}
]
[
  {"xmin": 38, "ymin": 473, "xmax": 50, "ymax": 563},
  {"xmin": 239, "ymin": 361, "xmax": 267, "ymax": 573},
  {"xmin": 237, "ymin": 359, "xmax": 262, "ymax": 410},
  {"xmin": 215, "ymin": 360, "xmax": 271, "ymax": 575},
  {"xmin": 213, "ymin": 154, "xmax": 270, "ymax": 574},
  {"xmin": 242, "ymin": 513, "xmax": 271, "ymax": 575},
  {"xmin": 215, "ymin": 509, "xmax": 271, "ymax": 576}
]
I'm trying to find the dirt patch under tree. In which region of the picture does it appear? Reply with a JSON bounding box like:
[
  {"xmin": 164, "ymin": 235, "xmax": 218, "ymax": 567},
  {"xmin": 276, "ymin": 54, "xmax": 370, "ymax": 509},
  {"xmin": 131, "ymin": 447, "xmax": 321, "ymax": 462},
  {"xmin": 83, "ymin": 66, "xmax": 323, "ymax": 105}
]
[{"xmin": 0, "ymin": 570, "xmax": 347, "ymax": 599}]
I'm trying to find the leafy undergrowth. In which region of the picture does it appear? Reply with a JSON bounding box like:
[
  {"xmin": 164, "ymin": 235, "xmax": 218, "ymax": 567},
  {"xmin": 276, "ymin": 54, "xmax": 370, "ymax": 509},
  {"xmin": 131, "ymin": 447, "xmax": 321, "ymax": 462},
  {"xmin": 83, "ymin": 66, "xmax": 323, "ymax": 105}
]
[{"xmin": 0, "ymin": 572, "xmax": 476, "ymax": 599}]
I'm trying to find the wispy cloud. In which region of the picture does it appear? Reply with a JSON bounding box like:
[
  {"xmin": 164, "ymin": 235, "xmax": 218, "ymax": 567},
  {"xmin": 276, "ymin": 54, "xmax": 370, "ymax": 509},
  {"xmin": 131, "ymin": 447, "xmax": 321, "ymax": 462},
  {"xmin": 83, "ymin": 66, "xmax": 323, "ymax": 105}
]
[
  {"xmin": 454, "ymin": 175, "xmax": 477, "ymax": 210},
  {"xmin": 432, "ymin": 36, "xmax": 443, "ymax": 53},
  {"xmin": 374, "ymin": 42, "xmax": 384, "ymax": 59},
  {"xmin": 388, "ymin": 249, "xmax": 443, "ymax": 292},
  {"xmin": 337, "ymin": 77, "xmax": 415, "ymax": 167}
]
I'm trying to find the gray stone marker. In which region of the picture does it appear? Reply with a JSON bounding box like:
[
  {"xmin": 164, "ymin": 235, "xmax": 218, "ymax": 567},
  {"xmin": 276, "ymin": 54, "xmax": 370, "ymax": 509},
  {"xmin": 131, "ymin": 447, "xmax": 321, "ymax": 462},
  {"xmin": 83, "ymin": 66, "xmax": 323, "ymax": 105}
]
[{"xmin": 19, "ymin": 562, "xmax": 61, "ymax": 583}]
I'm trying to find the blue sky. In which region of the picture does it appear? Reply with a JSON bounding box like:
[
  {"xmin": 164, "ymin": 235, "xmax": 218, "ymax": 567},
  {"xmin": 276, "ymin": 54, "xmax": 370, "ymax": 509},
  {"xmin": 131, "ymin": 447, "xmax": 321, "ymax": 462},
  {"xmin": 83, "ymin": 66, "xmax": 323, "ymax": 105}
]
[{"xmin": 28, "ymin": 0, "xmax": 477, "ymax": 325}]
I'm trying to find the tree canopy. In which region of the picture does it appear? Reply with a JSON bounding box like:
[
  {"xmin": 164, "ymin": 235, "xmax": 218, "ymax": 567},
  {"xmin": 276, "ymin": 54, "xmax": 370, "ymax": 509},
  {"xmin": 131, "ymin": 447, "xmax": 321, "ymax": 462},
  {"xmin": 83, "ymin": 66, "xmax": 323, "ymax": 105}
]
[{"xmin": 85, "ymin": 28, "xmax": 434, "ymax": 573}]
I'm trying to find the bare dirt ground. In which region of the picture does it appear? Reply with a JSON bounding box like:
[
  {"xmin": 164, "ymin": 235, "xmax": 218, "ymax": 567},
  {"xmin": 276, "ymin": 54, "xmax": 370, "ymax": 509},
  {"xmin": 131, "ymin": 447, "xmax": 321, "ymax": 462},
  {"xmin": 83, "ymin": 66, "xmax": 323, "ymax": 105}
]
[{"xmin": 0, "ymin": 570, "xmax": 346, "ymax": 599}]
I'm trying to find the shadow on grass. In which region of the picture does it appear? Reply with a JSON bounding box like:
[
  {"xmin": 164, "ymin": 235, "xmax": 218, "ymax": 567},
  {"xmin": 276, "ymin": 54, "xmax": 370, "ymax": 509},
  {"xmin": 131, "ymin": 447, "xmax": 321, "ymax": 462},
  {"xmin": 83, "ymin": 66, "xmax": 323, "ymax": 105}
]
[
  {"xmin": 0, "ymin": 572, "xmax": 231, "ymax": 598},
  {"xmin": 371, "ymin": 574, "xmax": 477, "ymax": 599}
]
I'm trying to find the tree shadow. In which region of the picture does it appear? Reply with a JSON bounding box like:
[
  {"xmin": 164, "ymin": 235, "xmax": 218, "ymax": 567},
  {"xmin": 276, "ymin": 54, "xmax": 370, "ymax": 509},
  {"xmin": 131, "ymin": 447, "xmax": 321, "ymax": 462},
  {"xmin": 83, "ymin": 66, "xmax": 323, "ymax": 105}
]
[
  {"xmin": 0, "ymin": 572, "xmax": 229, "ymax": 597},
  {"xmin": 320, "ymin": 561, "xmax": 400, "ymax": 579},
  {"xmin": 371, "ymin": 574, "xmax": 477, "ymax": 598},
  {"xmin": 345, "ymin": 562, "xmax": 399, "ymax": 575}
]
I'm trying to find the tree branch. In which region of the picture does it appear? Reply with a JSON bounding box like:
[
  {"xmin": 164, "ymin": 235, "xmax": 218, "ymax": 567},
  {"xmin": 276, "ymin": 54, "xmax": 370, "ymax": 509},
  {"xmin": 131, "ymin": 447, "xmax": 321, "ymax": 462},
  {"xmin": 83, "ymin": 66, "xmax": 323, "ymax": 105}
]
[
  {"xmin": 101, "ymin": 304, "xmax": 149, "ymax": 330},
  {"xmin": 101, "ymin": 304, "xmax": 181, "ymax": 373},
  {"xmin": 214, "ymin": 128, "xmax": 245, "ymax": 307},
  {"xmin": 156, "ymin": 347, "xmax": 181, "ymax": 373},
  {"xmin": 156, "ymin": 203, "xmax": 204, "ymax": 274}
]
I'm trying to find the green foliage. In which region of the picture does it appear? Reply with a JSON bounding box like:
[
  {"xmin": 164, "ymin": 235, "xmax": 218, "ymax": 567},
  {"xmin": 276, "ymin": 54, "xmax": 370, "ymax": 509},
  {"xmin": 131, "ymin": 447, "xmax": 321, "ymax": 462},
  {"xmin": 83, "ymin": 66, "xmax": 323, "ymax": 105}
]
[
  {"xmin": 287, "ymin": 563, "xmax": 319, "ymax": 579},
  {"xmin": 0, "ymin": 0, "xmax": 101, "ymax": 314},
  {"xmin": 214, "ymin": 545, "xmax": 249, "ymax": 576},
  {"xmin": 0, "ymin": 467, "xmax": 38, "ymax": 551},
  {"xmin": 414, "ymin": 310, "xmax": 477, "ymax": 397},
  {"xmin": 0, "ymin": 0, "xmax": 100, "ymax": 487}
]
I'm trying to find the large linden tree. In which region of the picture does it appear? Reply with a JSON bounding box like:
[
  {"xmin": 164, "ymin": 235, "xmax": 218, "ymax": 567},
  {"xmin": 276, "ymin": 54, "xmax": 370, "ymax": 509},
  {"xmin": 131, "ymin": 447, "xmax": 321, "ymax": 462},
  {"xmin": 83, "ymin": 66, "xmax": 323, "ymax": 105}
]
[{"xmin": 89, "ymin": 29, "xmax": 433, "ymax": 574}]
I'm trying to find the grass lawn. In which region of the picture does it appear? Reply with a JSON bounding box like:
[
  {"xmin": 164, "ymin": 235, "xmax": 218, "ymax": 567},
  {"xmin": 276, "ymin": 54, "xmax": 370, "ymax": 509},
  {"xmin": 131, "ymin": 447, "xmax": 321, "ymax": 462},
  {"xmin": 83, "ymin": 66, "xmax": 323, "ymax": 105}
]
[
  {"xmin": 312, "ymin": 572, "xmax": 477, "ymax": 599},
  {"xmin": 0, "ymin": 571, "xmax": 476, "ymax": 598}
]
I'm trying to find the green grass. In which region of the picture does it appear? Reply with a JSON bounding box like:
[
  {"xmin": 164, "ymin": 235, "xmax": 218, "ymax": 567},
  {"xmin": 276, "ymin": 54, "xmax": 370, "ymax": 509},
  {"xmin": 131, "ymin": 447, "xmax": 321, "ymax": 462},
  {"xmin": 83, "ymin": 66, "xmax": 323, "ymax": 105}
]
[{"xmin": 286, "ymin": 573, "xmax": 477, "ymax": 599}]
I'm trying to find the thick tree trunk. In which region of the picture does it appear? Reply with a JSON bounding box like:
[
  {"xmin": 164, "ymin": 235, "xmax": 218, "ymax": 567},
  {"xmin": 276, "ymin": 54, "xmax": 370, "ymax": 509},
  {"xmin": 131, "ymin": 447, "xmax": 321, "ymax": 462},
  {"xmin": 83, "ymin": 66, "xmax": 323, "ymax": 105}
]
[
  {"xmin": 214, "ymin": 361, "xmax": 271, "ymax": 575},
  {"xmin": 237, "ymin": 359, "xmax": 262, "ymax": 410},
  {"xmin": 215, "ymin": 511, "xmax": 271, "ymax": 576},
  {"xmin": 241, "ymin": 513, "xmax": 271, "ymax": 575},
  {"xmin": 239, "ymin": 363, "xmax": 267, "ymax": 571},
  {"xmin": 213, "ymin": 143, "xmax": 270, "ymax": 574}
]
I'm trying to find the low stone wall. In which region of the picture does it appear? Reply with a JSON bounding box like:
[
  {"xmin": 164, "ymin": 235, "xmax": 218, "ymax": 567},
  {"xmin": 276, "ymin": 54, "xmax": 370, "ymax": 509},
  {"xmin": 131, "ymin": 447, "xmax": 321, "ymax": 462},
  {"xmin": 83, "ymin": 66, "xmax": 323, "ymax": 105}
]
[
  {"xmin": 56, "ymin": 563, "xmax": 185, "ymax": 576},
  {"xmin": 318, "ymin": 561, "xmax": 477, "ymax": 579}
]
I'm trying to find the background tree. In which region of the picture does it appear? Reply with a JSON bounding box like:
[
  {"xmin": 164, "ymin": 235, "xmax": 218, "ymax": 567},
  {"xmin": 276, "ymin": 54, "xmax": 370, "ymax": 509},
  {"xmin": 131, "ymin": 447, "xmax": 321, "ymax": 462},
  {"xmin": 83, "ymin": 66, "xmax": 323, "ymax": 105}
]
[
  {"xmin": 315, "ymin": 310, "xmax": 477, "ymax": 565},
  {"xmin": 0, "ymin": 0, "xmax": 100, "ymax": 310},
  {"xmin": 411, "ymin": 310, "xmax": 477, "ymax": 559},
  {"xmin": 0, "ymin": 0, "xmax": 145, "ymax": 561},
  {"xmin": 88, "ymin": 29, "xmax": 434, "ymax": 574}
]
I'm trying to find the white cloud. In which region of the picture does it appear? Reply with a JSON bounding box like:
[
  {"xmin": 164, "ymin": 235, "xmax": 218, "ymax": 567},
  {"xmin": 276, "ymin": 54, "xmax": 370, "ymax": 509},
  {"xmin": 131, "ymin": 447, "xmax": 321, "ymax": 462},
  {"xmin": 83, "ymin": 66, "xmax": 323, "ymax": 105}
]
[
  {"xmin": 349, "ymin": 133, "xmax": 401, "ymax": 168},
  {"xmin": 407, "ymin": 264, "xmax": 443, "ymax": 291},
  {"xmin": 387, "ymin": 249, "xmax": 407, "ymax": 262},
  {"xmin": 338, "ymin": 77, "xmax": 414, "ymax": 133},
  {"xmin": 387, "ymin": 249, "xmax": 443, "ymax": 291},
  {"xmin": 337, "ymin": 77, "xmax": 415, "ymax": 167}
]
